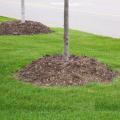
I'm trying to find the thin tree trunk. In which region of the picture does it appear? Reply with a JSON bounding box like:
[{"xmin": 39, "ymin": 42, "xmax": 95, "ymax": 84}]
[
  {"xmin": 64, "ymin": 0, "xmax": 69, "ymax": 61},
  {"xmin": 21, "ymin": 0, "xmax": 25, "ymax": 23}
]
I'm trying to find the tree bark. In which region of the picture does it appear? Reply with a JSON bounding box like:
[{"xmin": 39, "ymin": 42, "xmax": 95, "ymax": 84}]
[
  {"xmin": 64, "ymin": 0, "xmax": 69, "ymax": 61},
  {"xmin": 21, "ymin": 0, "xmax": 25, "ymax": 23}
]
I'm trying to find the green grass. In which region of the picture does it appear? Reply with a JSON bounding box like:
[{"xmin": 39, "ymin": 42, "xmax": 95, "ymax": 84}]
[
  {"xmin": 0, "ymin": 16, "xmax": 120, "ymax": 120},
  {"xmin": 0, "ymin": 16, "xmax": 15, "ymax": 22}
]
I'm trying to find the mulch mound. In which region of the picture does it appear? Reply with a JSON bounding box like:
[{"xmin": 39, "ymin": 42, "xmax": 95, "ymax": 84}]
[
  {"xmin": 0, "ymin": 20, "xmax": 52, "ymax": 35},
  {"xmin": 17, "ymin": 55, "xmax": 119, "ymax": 86}
]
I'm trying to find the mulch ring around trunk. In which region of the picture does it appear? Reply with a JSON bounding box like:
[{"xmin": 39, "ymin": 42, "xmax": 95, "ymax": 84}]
[
  {"xmin": 17, "ymin": 55, "xmax": 119, "ymax": 86},
  {"xmin": 0, "ymin": 20, "xmax": 52, "ymax": 35}
]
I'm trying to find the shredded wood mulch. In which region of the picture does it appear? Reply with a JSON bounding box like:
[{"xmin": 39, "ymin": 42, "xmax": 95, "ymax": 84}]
[
  {"xmin": 0, "ymin": 20, "xmax": 52, "ymax": 35},
  {"xmin": 17, "ymin": 55, "xmax": 119, "ymax": 86}
]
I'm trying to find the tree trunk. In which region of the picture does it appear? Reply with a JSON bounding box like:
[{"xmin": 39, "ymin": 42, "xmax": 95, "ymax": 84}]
[
  {"xmin": 21, "ymin": 0, "xmax": 25, "ymax": 23},
  {"xmin": 64, "ymin": 0, "xmax": 69, "ymax": 61}
]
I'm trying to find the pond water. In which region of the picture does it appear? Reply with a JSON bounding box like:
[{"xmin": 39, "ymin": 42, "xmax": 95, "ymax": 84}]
[{"xmin": 0, "ymin": 0, "xmax": 120, "ymax": 38}]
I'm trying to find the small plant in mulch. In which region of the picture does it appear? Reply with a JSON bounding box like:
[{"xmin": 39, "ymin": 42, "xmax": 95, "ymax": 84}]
[
  {"xmin": 17, "ymin": 55, "xmax": 119, "ymax": 86},
  {"xmin": 15, "ymin": 1, "xmax": 119, "ymax": 86},
  {"xmin": 0, "ymin": 20, "xmax": 52, "ymax": 35}
]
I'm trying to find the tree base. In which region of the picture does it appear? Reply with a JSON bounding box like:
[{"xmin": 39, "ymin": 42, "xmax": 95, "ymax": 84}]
[
  {"xmin": 17, "ymin": 55, "xmax": 119, "ymax": 86},
  {"xmin": 0, "ymin": 20, "xmax": 52, "ymax": 35}
]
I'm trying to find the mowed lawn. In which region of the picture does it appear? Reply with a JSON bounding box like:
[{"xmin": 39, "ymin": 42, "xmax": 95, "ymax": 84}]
[{"xmin": 0, "ymin": 16, "xmax": 120, "ymax": 120}]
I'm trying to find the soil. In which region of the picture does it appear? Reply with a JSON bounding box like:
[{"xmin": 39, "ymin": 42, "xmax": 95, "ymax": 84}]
[
  {"xmin": 0, "ymin": 20, "xmax": 52, "ymax": 35},
  {"xmin": 17, "ymin": 55, "xmax": 119, "ymax": 86}
]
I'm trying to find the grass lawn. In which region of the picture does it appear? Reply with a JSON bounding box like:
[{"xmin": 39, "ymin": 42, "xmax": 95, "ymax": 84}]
[
  {"xmin": 0, "ymin": 16, "xmax": 120, "ymax": 120},
  {"xmin": 0, "ymin": 16, "xmax": 15, "ymax": 22}
]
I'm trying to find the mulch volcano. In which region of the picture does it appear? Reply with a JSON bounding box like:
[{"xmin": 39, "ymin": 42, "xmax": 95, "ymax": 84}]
[
  {"xmin": 17, "ymin": 55, "xmax": 119, "ymax": 86},
  {"xmin": 0, "ymin": 20, "xmax": 52, "ymax": 35}
]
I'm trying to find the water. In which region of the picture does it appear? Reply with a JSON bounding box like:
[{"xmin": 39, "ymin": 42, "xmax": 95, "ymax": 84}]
[{"xmin": 0, "ymin": 0, "xmax": 120, "ymax": 38}]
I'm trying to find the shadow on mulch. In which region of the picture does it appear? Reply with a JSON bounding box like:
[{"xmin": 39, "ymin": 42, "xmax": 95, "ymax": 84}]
[
  {"xmin": 0, "ymin": 20, "xmax": 52, "ymax": 35},
  {"xmin": 17, "ymin": 55, "xmax": 119, "ymax": 86}
]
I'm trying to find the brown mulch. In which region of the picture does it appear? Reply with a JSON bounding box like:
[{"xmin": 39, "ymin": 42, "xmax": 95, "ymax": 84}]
[
  {"xmin": 0, "ymin": 20, "xmax": 52, "ymax": 35},
  {"xmin": 17, "ymin": 55, "xmax": 119, "ymax": 86}
]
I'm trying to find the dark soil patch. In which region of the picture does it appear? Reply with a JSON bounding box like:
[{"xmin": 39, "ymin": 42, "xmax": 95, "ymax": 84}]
[
  {"xmin": 17, "ymin": 55, "xmax": 119, "ymax": 86},
  {"xmin": 0, "ymin": 20, "xmax": 52, "ymax": 35}
]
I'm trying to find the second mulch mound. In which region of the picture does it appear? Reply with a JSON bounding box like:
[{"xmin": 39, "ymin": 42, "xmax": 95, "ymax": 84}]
[
  {"xmin": 18, "ymin": 55, "xmax": 119, "ymax": 86},
  {"xmin": 0, "ymin": 20, "xmax": 52, "ymax": 35}
]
